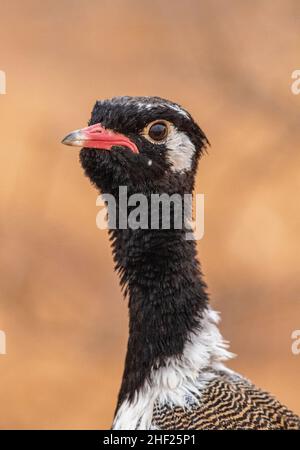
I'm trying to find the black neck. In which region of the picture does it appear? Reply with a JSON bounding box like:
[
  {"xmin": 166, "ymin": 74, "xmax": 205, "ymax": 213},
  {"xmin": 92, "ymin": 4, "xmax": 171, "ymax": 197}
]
[
  {"xmin": 111, "ymin": 221, "xmax": 209, "ymax": 409},
  {"xmin": 84, "ymin": 155, "xmax": 210, "ymax": 408}
]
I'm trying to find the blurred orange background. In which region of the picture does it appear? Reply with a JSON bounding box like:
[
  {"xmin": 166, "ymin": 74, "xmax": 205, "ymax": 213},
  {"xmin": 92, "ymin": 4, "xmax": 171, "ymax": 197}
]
[{"xmin": 0, "ymin": 0, "xmax": 299, "ymax": 429}]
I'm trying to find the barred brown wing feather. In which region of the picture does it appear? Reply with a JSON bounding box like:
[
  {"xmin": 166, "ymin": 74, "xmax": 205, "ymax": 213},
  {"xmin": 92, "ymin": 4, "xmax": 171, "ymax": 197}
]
[{"xmin": 152, "ymin": 372, "xmax": 300, "ymax": 430}]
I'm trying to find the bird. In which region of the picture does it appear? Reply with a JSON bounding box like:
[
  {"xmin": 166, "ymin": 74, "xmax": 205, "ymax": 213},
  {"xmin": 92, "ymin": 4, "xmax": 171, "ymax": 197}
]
[{"xmin": 62, "ymin": 96, "xmax": 300, "ymax": 430}]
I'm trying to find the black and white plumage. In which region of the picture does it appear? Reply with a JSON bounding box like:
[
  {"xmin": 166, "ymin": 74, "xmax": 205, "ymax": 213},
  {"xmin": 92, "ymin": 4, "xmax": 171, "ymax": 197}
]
[{"xmin": 62, "ymin": 96, "xmax": 300, "ymax": 430}]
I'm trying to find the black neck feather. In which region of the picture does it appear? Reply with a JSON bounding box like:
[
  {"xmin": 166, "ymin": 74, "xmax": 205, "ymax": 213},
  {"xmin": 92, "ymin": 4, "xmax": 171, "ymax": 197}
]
[{"xmin": 111, "ymin": 219, "xmax": 209, "ymax": 409}]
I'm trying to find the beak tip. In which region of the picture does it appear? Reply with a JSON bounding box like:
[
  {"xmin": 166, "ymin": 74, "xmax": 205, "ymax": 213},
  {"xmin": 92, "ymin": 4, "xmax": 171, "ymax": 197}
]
[
  {"xmin": 61, "ymin": 132, "xmax": 81, "ymax": 147},
  {"xmin": 61, "ymin": 137, "xmax": 69, "ymax": 145}
]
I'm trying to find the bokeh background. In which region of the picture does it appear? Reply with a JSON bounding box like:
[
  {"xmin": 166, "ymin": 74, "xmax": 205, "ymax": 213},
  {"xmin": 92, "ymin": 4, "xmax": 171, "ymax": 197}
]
[{"xmin": 0, "ymin": 0, "xmax": 299, "ymax": 429}]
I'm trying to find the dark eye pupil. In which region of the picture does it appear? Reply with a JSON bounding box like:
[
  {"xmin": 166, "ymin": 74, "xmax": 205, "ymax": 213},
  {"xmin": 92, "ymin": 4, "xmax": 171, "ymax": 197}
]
[{"xmin": 148, "ymin": 122, "xmax": 168, "ymax": 141}]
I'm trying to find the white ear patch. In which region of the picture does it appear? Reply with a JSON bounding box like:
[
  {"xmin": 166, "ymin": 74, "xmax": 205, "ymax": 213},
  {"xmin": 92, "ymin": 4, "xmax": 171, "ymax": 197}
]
[{"xmin": 165, "ymin": 128, "xmax": 196, "ymax": 173}]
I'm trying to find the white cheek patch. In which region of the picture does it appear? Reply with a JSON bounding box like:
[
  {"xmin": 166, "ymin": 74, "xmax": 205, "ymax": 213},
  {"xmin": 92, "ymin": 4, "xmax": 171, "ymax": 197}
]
[{"xmin": 165, "ymin": 128, "xmax": 196, "ymax": 173}]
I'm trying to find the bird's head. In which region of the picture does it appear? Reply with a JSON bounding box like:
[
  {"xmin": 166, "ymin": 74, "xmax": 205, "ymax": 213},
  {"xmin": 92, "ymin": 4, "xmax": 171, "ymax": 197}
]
[{"xmin": 62, "ymin": 96, "xmax": 208, "ymax": 194}]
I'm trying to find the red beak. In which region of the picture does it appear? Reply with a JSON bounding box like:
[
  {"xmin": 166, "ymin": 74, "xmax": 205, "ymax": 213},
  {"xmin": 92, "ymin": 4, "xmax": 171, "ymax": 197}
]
[{"xmin": 61, "ymin": 123, "xmax": 139, "ymax": 154}]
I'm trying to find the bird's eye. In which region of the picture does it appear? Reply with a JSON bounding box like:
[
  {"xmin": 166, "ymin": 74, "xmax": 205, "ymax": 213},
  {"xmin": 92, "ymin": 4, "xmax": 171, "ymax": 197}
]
[{"xmin": 148, "ymin": 121, "xmax": 168, "ymax": 142}]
